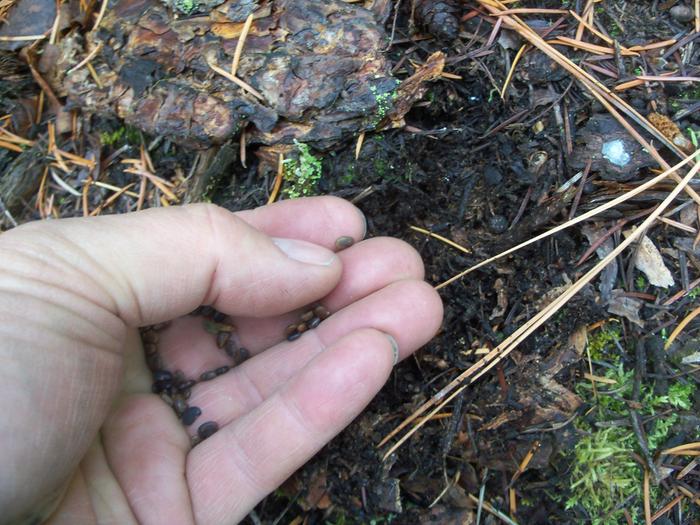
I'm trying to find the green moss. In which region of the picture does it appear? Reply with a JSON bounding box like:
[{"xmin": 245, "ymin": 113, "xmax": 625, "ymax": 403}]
[
  {"xmin": 566, "ymin": 359, "xmax": 696, "ymax": 524},
  {"xmin": 282, "ymin": 141, "xmax": 323, "ymax": 199},
  {"xmin": 635, "ymin": 274, "xmax": 647, "ymax": 291},
  {"xmin": 174, "ymin": 0, "xmax": 197, "ymax": 14},
  {"xmin": 100, "ymin": 125, "xmax": 141, "ymax": 147},
  {"xmin": 586, "ymin": 323, "xmax": 622, "ymax": 361}
]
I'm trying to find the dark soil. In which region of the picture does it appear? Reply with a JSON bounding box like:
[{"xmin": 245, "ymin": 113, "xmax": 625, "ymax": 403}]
[{"xmin": 1, "ymin": 0, "xmax": 700, "ymax": 523}]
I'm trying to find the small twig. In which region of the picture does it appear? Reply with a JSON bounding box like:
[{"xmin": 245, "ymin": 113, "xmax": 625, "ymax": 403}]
[{"xmin": 631, "ymin": 339, "xmax": 661, "ymax": 483}]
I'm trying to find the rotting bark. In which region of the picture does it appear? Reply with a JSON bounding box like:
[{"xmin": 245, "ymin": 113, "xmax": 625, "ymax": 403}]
[{"xmin": 60, "ymin": 0, "xmax": 443, "ymax": 151}]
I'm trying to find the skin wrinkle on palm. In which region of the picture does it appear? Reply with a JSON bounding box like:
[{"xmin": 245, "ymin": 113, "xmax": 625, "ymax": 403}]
[{"xmin": 0, "ymin": 197, "xmax": 443, "ymax": 524}]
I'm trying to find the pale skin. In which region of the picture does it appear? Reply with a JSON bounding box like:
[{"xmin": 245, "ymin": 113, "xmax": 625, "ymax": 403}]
[{"xmin": 0, "ymin": 197, "xmax": 443, "ymax": 525}]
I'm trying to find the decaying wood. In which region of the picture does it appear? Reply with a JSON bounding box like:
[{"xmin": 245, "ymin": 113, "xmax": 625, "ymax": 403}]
[{"xmin": 60, "ymin": 0, "xmax": 442, "ymax": 152}]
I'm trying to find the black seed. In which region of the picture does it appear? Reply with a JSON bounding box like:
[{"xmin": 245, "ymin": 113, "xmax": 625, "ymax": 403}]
[
  {"xmin": 287, "ymin": 331, "xmax": 302, "ymax": 342},
  {"xmin": 152, "ymin": 380, "xmax": 172, "ymax": 393},
  {"xmin": 308, "ymin": 316, "xmax": 321, "ymax": 329},
  {"xmin": 160, "ymin": 393, "xmax": 174, "ymax": 406},
  {"xmin": 313, "ymin": 305, "xmax": 330, "ymax": 320},
  {"xmin": 182, "ymin": 406, "xmax": 202, "ymax": 426},
  {"xmin": 285, "ymin": 323, "xmax": 298, "ymax": 336},
  {"xmin": 153, "ymin": 370, "xmax": 173, "ymax": 383},
  {"xmin": 216, "ymin": 331, "xmax": 230, "ymax": 349},
  {"xmin": 199, "ymin": 306, "xmax": 215, "ymax": 318},
  {"xmin": 213, "ymin": 311, "xmax": 227, "ymax": 323},
  {"xmin": 174, "ymin": 397, "xmax": 188, "ymax": 415},
  {"xmin": 335, "ymin": 236, "xmax": 354, "ymax": 250},
  {"xmin": 236, "ymin": 347, "xmax": 250, "ymax": 363},
  {"xmin": 197, "ymin": 421, "xmax": 219, "ymax": 440},
  {"xmin": 142, "ymin": 331, "xmax": 158, "ymax": 344},
  {"xmin": 215, "ymin": 365, "xmax": 230, "ymax": 376},
  {"xmin": 200, "ymin": 370, "xmax": 217, "ymax": 381},
  {"xmin": 178, "ymin": 380, "xmax": 196, "ymax": 391}
]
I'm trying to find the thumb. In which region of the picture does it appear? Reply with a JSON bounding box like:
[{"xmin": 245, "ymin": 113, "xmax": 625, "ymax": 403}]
[{"xmin": 0, "ymin": 203, "xmax": 342, "ymax": 327}]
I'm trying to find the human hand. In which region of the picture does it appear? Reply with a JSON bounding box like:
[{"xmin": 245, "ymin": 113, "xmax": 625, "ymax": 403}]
[{"xmin": 0, "ymin": 197, "xmax": 442, "ymax": 524}]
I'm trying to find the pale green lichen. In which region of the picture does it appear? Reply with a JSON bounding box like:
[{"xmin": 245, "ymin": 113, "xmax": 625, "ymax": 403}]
[{"xmin": 282, "ymin": 141, "xmax": 322, "ymax": 199}]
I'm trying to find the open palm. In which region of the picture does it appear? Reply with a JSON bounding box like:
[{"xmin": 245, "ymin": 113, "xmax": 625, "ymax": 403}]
[{"xmin": 0, "ymin": 197, "xmax": 442, "ymax": 525}]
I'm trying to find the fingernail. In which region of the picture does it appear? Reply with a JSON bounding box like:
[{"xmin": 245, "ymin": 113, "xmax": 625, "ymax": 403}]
[
  {"xmin": 385, "ymin": 333, "xmax": 400, "ymax": 365},
  {"xmin": 335, "ymin": 236, "xmax": 354, "ymax": 250},
  {"xmin": 273, "ymin": 238, "xmax": 336, "ymax": 266}
]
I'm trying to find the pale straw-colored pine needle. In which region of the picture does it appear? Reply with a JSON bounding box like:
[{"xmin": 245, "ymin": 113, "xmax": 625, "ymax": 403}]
[
  {"xmin": 677, "ymin": 484, "xmax": 700, "ymax": 505},
  {"xmin": 410, "ymin": 225, "xmax": 471, "ymax": 254},
  {"xmin": 380, "ymin": 156, "xmax": 700, "ymax": 459},
  {"xmin": 0, "ymin": 34, "xmax": 46, "ymax": 41},
  {"xmin": 575, "ymin": 0, "xmax": 595, "ymax": 41},
  {"xmin": 550, "ymin": 36, "xmax": 639, "ymax": 56},
  {"xmin": 676, "ymin": 458, "xmax": 698, "ymax": 480},
  {"xmin": 267, "ymin": 153, "xmax": 284, "ymax": 205},
  {"xmin": 568, "ymin": 9, "xmax": 614, "ymax": 46},
  {"xmin": 477, "ymin": 0, "xmax": 700, "ymax": 205},
  {"xmin": 509, "ymin": 441, "xmax": 539, "ymax": 486},
  {"xmin": 231, "ymin": 13, "xmax": 254, "ymax": 76},
  {"xmin": 0, "ymin": 140, "xmax": 23, "ymax": 152},
  {"xmin": 696, "ymin": 0, "xmax": 699, "ymax": 33},
  {"xmin": 651, "ymin": 495, "xmax": 684, "ymax": 522},
  {"xmin": 662, "ymin": 442, "xmax": 700, "ymax": 456},
  {"xmin": 86, "ymin": 62, "xmax": 103, "ymax": 88},
  {"xmin": 664, "ymin": 305, "xmax": 700, "ymax": 350},
  {"xmin": 355, "ymin": 131, "xmax": 365, "ymax": 160},
  {"xmin": 658, "ymin": 216, "xmax": 696, "ymax": 234},
  {"xmin": 90, "ymin": 183, "xmax": 135, "ymax": 216},
  {"xmin": 432, "ymin": 153, "xmax": 697, "ymax": 290},
  {"xmin": 509, "ymin": 488, "xmax": 516, "ymax": 517},
  {"xmin": 35, "ymin": 91, "xmax": 44, "ymax": 125},
  {"xmin": 67, "ymin": 42, "xmax": 103, "ymax": 75},
  {"xmin": 90, "ymin": 180, "xmax": 140, "ymax": 197},
  {"xmin": 82, "ymin": 176, "xmax": 91, "ymax": 217},
  {"xmin": 496, "ymin": 7, "xmax": 568, "ymax": 15},
  {"xmin": 501, "ymin": 44, "xmax": 527, "ymax": 98},
  {"xmin": 208, "ymin": 62, "xmax": 264, "ymax": 101},
  {"xmin": 643, "ymin": 469, "xmax": 651, "ymax": 525},
  {"xmin": 92, "ymin": 0, "xmax": 108, "ymax": 32},
  {"xmin": 240, "ymin": 127, "xmax": 247, "ymax": 167}
]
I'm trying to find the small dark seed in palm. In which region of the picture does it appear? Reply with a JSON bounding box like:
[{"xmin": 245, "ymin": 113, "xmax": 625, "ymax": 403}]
[
  {"xmin": 215, "ymin": 365, "xmax": 230, "ymax": 376},
  {"xmin": 287, "ymin": 332, "xmax": 302, "ymax": 342},
  {"xmin": 308, "ymin": 316, "xmax": 321, "ymax": 329},
  {"xmin": 153, "ymin": 370, "xmax": 173, "ymax": 383},
  {"xmin": 182, "ymin": 406, "xmax": 202, "ymax": 426},
  {"xmin": 216, "ymin": 331, "xmax": 230, "ymax": 348},
  {"xmin": 197, "ymin": 421, "xmax": 219, "ymax": 440},
  {"xmin": 200, "ymin": 370, "xmax": 217, "ymax": 381}
]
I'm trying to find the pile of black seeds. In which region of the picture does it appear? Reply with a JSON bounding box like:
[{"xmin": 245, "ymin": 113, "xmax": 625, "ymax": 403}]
[
  {"xmin": 141, "ymin": 304, "xmax": 332, "ymax": 446},
  {"xmin": 140, "ymin": 306, "xmax": 250, "ymax": 446},
  {"xmin": 285, "ymin": 305, "xmax": 331, "ymax": 341}
]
